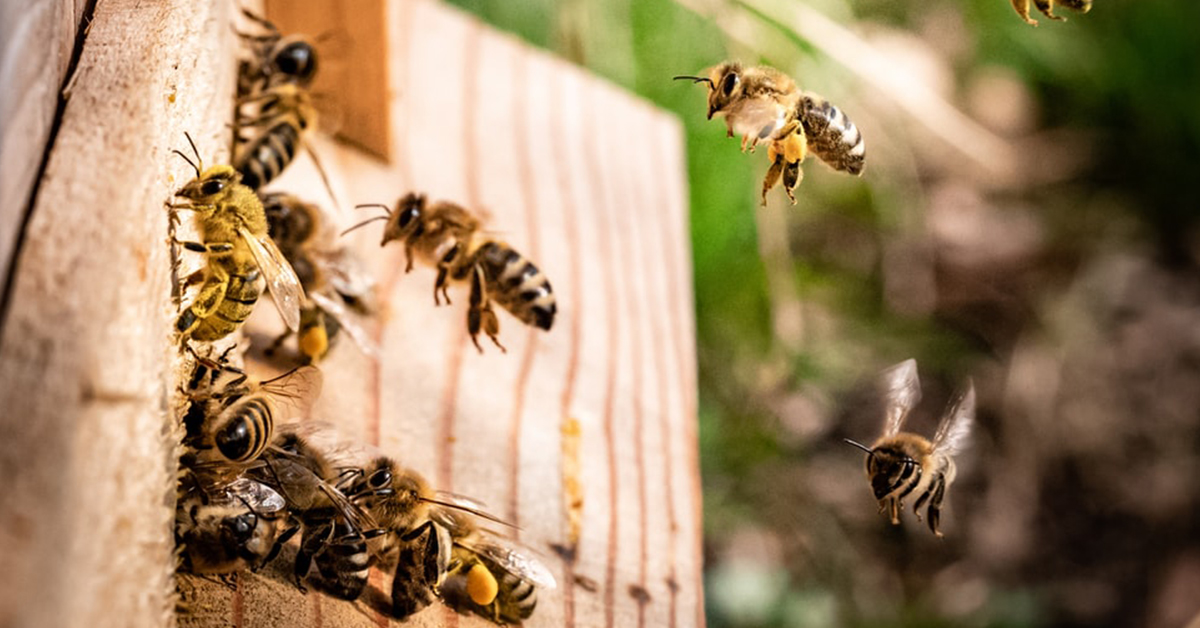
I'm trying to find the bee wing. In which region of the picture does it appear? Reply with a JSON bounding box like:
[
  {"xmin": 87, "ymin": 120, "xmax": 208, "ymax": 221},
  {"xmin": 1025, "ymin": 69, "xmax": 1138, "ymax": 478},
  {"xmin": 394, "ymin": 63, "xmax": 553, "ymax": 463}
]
[
  {"xmin": 240, "ymin": 225, "xmax": 305, "ymax": 331},
  {"xmin": 274, "ymin": 420, "xmax": 379, "ymax": 471},
  {"xmin": 880, "ymin": 359, "xmax": 922, "ymax": 437},
  {"xmin": 223, "ymin": 477, "xmax": 287, "ymax": 513},
  {"xmin": 454, "ymin": 533, "xmax": 558, "ymax": 590},
  {"xmin": 932, "ymin": 381, "xmax": 975, "ymax": 457},
  {"xmin": 320, "ymin": 250, "xmax": 377, "ymax": 314},
  {"xmin": 256, "ymin": 365, "xmax": 323, "ymax": 422},
  {"xmin": 309, "ymin": 291, "xmax": 380, "ymax": 359}
]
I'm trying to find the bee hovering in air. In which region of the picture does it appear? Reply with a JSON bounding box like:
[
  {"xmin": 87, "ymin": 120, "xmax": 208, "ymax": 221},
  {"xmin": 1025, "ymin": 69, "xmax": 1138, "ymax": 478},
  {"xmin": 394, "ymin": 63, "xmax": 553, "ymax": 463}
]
[
  {"xmin": 180, "ymin": 346, "xmax": 322, "ymax": 470},
  {"xmin": 1011, "ymin": 0, "xmax": 1092, "ymax": 25},
  {"xmin": 344, "ymin": 193, "xmax": 556, "ymax": 353},
  {"xmin": 844, "ymin": 359, "xmax": 975, "ymax": 536},
  {"xmin": 169, "ymin": 134, "xmax": 305, "ymax": 342},
  {"xmin": 176, "ymin": 476, "xmax": 293, "ymax": 575},
  {"xmin": 675, "ymin": 62, "xmax": 864, "ymax": 205},
  {"xmin": 260, "ymin": 193, "xmax": 379, "ymax": 363},
  {"xmin": 436, "ymin": 508, "xmax": 557, "ymax": 625}
]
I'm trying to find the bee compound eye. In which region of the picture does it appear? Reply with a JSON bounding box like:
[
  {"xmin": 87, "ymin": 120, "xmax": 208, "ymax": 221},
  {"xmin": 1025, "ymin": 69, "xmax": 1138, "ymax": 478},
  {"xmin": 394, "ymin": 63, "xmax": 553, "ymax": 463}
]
[
  {"xmin": 229, "ymin": 513, "xmax": 256, "ymax": 540},
  {"xmin": 200, "ymin": 179, "xmax": 225, "ymax": 196},
  {"xmin": 722, "ymin": 72, "xmax": 738, "ymax": 96},
  {"xmin": 277, "ymin": 42, "xmax": 316, "ymax": 80},
  {"xmin": 369, "ymin": 469, "xmax": 392, "ymax": 489},
  {"xmin": 398, "ymin": 206, "xmax": 419, "ymax": 229}
]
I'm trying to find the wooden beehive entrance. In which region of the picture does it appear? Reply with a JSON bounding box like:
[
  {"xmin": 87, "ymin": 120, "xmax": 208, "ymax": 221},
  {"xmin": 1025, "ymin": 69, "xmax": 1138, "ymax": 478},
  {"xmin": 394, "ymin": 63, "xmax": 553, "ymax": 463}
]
[{"xmin": 0, "ymin": 1, "xmax": 702, "ymax": 627}]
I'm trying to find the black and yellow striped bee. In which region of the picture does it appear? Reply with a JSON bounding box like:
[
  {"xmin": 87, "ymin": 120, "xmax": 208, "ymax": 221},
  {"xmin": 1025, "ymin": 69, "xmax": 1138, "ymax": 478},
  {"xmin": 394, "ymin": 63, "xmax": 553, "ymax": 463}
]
[
  {"xmin": 1011, "ymin": 0, "xmax": 1092, "ymax": 25},
  {"xmin": 675, "ymin": 62, "xmax": 864, "ymax": 204}
]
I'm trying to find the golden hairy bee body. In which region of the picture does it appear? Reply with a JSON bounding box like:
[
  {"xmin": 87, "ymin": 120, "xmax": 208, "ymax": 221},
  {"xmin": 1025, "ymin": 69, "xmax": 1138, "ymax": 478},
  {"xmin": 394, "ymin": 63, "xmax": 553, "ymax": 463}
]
[
  {"xmin": 1011, "ymin": 0, "xmax": 1092, "ymax": 25},
  {"xmin": 346, "ymin": 192, "xmax": 556, "ymax": 352},
  {"xmin": 170, "ymin": 136, "xmax": 304, "ymax": 342},
  {"xmin": 262, "ymin": 193, "xmax": 378, "ymax": 363},
  {"xmin": 176, "ymin": 477, "xmax": 289, "ymax": 575},
  {"xmin": 437, "ymin": 515, "xmax": 556, "ymax": 625},
  {"xmin": 675, "ymin": 62, "xmax": 864, "ymax": 205},
  {"xmin": 845, "ymin": 359, "xmax": 975, "ymax": 536}
]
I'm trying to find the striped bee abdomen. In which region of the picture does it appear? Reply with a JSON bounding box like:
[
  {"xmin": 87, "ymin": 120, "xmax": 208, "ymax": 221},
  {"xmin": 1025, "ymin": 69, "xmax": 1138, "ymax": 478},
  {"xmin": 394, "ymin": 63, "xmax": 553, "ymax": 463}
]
[
  {"xmin": 214, "ymin": 394, "xmax": 274, "ymax": 463},
  {"xmin": 797, "ymin": 94, "xmax": 865, "ymax": 176},
  {"xmin": 477, "ymin": 241, "xmax": 556, "ymax": 331},
  {"xmin": 235, "ymin": 121, "xmax": 301, "ymax": 191}
]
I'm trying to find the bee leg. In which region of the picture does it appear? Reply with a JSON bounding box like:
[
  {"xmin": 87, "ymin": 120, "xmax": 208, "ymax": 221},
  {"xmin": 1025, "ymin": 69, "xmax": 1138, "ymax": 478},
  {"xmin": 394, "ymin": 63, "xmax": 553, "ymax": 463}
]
[
  {"xmin": 467, "ymin": 265, "xmax": 506, "ymax": 353},
  {"xmin": 258, "ymin": 519, "xmax": 300, "ymax": 568},
  {"xmin": 404, "ymin": 243, "xmax": 415, "ymax": 273},
  {"xmin": 1034, "ymin": 0, "xmax": 1064, "ymax": 20},
  {"xmin": 264, "ymin": 328, "xmax": 293, "ymax": 357},
  {"xmin": 177, "ymin": 270, "xmax": 231, "ymax": 336},
  {"xmin": 761, "ymin": 156, "xmax": 786, "ymax": 206},
  {"xmin": 434, "ymin": 266, "xmax": 451, "ymax": 306},
  {"xmin": 782, "ymin": 160, "xmax": 802, "ymax": 205},
  {"xmin": 1011, "ymin": 0, "xmax": 1038, "ymax": 24},
  {"xmin": 391, "ymin": 522, "xmax": 445, "ymax": 619},
  {"xmin": 888, "ymin": 497, "xmax": 901, "ymax": 525},
  {"xmin": 295, "ymin": 522, "xmax": 335, "ymax": 593},
  {"xmin": 925, "ymin": 475, "xmax": 947, "ymax": 537}
]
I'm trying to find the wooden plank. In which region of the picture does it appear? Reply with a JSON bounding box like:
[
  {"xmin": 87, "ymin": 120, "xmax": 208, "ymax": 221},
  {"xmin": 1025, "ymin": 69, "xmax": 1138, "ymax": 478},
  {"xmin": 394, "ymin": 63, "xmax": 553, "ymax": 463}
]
[
  {"xmin": 0, "ymin": 1, "xmax": 240, "ymax": 627},
  {"xmin": 0, "ymin": 0, "xmax": 85, "ymax": 315},
  {"xmin": 177, "ymin": 1, "xmax": 703, "ymax": 627}
]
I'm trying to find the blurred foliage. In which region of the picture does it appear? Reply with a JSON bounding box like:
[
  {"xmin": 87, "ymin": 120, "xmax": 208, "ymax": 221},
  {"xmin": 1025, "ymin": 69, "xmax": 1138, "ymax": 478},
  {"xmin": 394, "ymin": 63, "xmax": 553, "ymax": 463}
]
[{"xmin": 447, "ymin": 0, "xmax": 1200, "ymax": 627}]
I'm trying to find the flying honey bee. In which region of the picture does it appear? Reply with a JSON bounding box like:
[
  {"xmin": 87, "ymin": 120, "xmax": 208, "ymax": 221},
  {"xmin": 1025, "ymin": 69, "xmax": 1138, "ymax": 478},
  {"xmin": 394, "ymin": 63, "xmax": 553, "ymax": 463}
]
[
  {"xmin": 674, "ymin": 62, "xmax": 864, "ymax": 205},
  {"xmin": 235, "ymin": 7, "xmax": 319, "ymax": 98},
  {"xmin": 1011, "ymin": 0, "xmax": 1092, "ymax": 25},
  {"xmin": 176, "ymin": 476, "xmax": 291, "ymax": 575},
  {"xmin": 344, "ymin": 193, "xmax": 556, "ymax": 352},
  {"xmin": 844, "ymin": 359, "xmax": 975, "ymax": 536},
  {"xmin": 261, "ymin": 192, "xmax": 378, "ymax": 363},
  {"xmin": 436, "ymin": 509, "xmax": 557, "ymax": 625},
  {"xmin": 169, "ymin": 134, "xmax": 305, "ymax": 342},
  {"xmin": 181, "ymin": 349, "xmax": 322, "ymax": 468}
]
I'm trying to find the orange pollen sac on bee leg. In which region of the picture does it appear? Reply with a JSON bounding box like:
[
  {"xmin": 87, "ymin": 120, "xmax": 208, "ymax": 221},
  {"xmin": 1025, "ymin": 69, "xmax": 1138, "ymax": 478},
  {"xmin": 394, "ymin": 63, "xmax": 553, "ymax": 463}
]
[{"xmin": 466, "ymin": 563, "xmax": 499, "ymax": 606}]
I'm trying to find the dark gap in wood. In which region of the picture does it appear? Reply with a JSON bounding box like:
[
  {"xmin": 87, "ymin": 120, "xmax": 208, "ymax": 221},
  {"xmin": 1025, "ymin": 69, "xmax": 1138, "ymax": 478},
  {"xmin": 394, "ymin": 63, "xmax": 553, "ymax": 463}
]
[{"xmin": 0, "ymin": 0, "xmax": 99, "ymax": 341}]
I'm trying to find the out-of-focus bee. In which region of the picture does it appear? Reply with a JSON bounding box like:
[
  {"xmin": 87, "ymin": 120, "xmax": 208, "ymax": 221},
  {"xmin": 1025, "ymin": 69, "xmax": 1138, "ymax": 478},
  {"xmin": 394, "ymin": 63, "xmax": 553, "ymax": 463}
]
[
  {"xmin": 674, "ymin": 62, "xmax": 864, "ymax": 205},
  {"xmin": 169, "ymin": 134, "xmax": 305, "ymax": 341},
  {"xmin": 344, "ymin": 193, "xmax": 556, "ymax": 352},
  {"xmin": 844, "ymin": 359, "xmax": 975, "ymax": 536},
  {"xmin": 250, "ymin": 429, "xmax": 385, "ymax": 597},
  {"xmin": 176, "ymin": 476, "xmax": 291, "ymax": 575},
  {"xmin": 436, "ymin": 510, "xmax": 557, "ymax": 625},
  {"xmin": 233, "ymin": 83, "xmax": 318, "ymax": 192},
  {"xmin": 182, "ymin": 348, "xmax": 322, "ymax": 469},
  {"xmin": 235, "ymin": 8, "xmax": 318, "ymax": 98},
  {"xmin": 261, "ymin": 192, "xmax": 378, "ymax": 363},
  {"xmin": 1011, "ymin": 0, "xmax": 1092, "ymax": 25}
]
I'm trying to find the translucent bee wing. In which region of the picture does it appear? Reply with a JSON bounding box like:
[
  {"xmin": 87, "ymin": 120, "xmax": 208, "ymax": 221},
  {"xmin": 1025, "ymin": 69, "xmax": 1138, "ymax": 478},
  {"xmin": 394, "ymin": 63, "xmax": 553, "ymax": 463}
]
[
  {"xmin": 240, "ymin": 225, "xmax": 305, "ymax": 331},
  {"xmin": 932, "ymin": 381, "xmax": 975, "ymax": 457},
  {"xmin": 273, "ymin": 420, "xmax": 376, "ymax": 470},
  {"xmin": 880, "ymin": 359, "xmax": 922, "ymax": 437},
  {"xmin": 257, "ymin": 365, "xmax": 323, "ymax": 422},
  {"xmin": 223, "ymin": 477, "xmax": 287, "ymax": 513},
  {"xmin": 309, "ymin": 291, "xmax": 380, "ymax": 358},
  {"xmin": 454, "ymin": 534, "xmax": 558, "ymax": 590}
]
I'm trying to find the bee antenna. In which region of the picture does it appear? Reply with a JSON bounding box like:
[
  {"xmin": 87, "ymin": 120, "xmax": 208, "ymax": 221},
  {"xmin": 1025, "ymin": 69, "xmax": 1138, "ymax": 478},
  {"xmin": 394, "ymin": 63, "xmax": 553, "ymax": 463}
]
[
  {"xmin": 842, "ymin": 439, "xmax": 874, "ymax": 455},
  {"xmin": 673, "ymin": 75, "xmax": 714, "ymax": 89},
  {"xmin": 421, "ymin": 496, "xmax": 517, "ymax": 529},
  {"xmin": 354, "ymin": 203, "xmax": 393, "ymax": 215},
  {"xmin": 340, "ymin": 215, "xmax": 389, "ymax": 237},
  {"xmin": 184, "ymin": 132, "xmax": 204, "ymax": 175},
  {"xmin": 171, "ymin": 148, "xmax": 201, "ymax": 179}
]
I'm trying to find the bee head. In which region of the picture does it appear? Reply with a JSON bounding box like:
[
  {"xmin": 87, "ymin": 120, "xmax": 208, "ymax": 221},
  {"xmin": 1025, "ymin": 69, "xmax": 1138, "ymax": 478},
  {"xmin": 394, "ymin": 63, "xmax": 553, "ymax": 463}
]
[
  {"xmin": 860, "ymin": 444, "xmax": 920, "ymax": 500},
  {"xmin": 673, "ymin": 63, "xmax": 742, "ymax": 119},
  {"xmin": 273, "ymin": 37, "xmax": 318, "ymax": 85},
  {"xmin": 176, "ymin": 165, "xmax": 240, "ymax": 202},
  {"xmin": 384, "ymin": 192, "xmax": 427, "ymax": 245}
]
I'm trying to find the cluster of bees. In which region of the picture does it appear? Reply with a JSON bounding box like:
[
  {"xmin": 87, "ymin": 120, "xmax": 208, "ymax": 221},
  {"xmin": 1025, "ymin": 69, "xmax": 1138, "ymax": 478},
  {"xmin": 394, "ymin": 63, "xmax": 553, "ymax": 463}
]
[
  {"xmin": 167, "ymin": 0, "xmax": 1066, "ymax": 617},
  {"xmin": 169, "ymin": 10, "xmax": 555, "ymax": 624}
]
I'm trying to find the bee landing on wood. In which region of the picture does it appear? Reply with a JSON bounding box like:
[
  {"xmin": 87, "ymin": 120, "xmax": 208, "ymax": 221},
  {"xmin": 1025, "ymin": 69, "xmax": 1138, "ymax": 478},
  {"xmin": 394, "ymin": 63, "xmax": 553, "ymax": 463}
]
[
  {"xmin": 1011, "ymin": 0, "xmax": 1092, "ymax": 25},
  {"xmin": 168, "ymin": 134, "xmax": 305, "ymax": 343},
  {"xmin": 675, "ymin": 62, "xmax": 864, "ymax": 205},
  {"xmin": 844, "ymin": 359, "xmax": 975, "ymax": 537},
  {"xmin": 344, "ymin": 192, "xmax": 557, "ymax": 353}
]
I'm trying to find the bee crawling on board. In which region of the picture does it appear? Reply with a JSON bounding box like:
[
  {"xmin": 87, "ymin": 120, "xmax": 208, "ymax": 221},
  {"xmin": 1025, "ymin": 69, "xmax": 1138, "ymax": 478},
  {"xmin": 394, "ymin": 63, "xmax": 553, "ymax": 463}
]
[
  {"xmin": 844, "ymin": 359, "xmax": 975, "ymax": 536},
  {"xmin": 168, "ymin": 133, "xmax": 305, "ymax": 343},
  {"xmin": 176, "ymin": 476, "xmax": 293, "ymax": 575},
  {"xmin": 1011, "ymin": 0, "xmax": 1092, "ymax": 25},
  {"xmin": 675, "ymin": 62, "xmax": 864, "ymax": 205},
  {"xmin": 343, "ymin": 192, "xmax": 556, "ymax": 353},
  {"xmin": 260, "ymin": 192, "xmax": 379, "ymax": 364}
]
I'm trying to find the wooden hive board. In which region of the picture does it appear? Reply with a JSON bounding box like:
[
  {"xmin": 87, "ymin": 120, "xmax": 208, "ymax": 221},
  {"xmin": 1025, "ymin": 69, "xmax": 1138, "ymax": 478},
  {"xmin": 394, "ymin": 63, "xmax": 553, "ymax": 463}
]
[{"xmin": 0, "ymin": 1, "xmax": 702, "ymax": 627}]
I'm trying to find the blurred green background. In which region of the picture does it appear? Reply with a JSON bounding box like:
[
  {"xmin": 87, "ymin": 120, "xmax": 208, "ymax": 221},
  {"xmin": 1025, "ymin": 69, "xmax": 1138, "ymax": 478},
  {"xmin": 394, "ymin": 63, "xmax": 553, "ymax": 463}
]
[{"xmin": 446, "ymin": 0, "xmax": 1200, "ymax": 626}]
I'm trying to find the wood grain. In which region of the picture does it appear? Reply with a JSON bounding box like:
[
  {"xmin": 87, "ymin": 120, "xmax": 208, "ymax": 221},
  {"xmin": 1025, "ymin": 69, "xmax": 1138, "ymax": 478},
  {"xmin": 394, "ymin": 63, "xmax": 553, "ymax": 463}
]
[{"xmin": 0, "ymin": 1, "xmax": 239, "ymax": 627}]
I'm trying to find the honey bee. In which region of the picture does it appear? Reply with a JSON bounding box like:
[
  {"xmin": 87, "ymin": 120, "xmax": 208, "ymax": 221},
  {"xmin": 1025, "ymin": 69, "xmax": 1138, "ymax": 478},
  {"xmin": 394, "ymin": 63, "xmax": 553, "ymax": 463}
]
[
  {"xmin": 436, "ymin": 510, "xmax": 557, "ymax": 625},
  {"xmin": 675, "ymin": 62, "xmax": 864, "ymax": 204},
  {"xmin": 235, "ymin": 7, "xmax": 318, "ymax": 98},
  {"xmin": 169, "ymin": 134, "xmax": 304, "ymax": 341},
  {"xmin": 182, "ymin": 349, "xmax": 322, "ymax": 468},
  {"xmin": 261, "ymin": 192, "xmax": 378, "ymax": 363},
  {"xmin": 250, "ymin": 429, "xmax": 385, "ymax": 596},
  {"xmin": 233, "ymin": 83, "xmax": 318, "ymax": 192},
  {"xmin": 1011, "ymin": 0, "xmax": 1092, "ymax": 25},
  {"xmin": 344, "ymin": 193, "xmax": 556, "ymax": 352},
  {"xmin": 176, "ymin": 476, "xmax": 291, "ymax": 575},
  {"xmin": 844, "ymin": 359, "xmax": 975, "ymax": 536}
]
